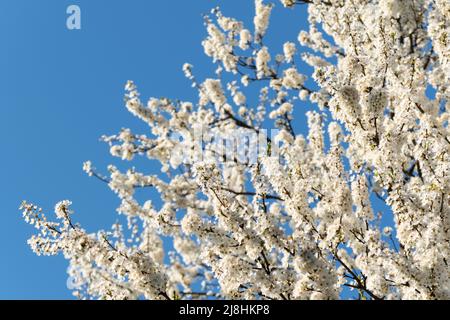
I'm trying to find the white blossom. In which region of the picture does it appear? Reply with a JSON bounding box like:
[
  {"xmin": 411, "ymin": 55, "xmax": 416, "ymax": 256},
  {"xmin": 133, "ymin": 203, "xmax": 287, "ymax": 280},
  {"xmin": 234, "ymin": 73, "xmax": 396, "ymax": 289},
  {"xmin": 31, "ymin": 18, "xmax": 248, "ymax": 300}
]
[
  {"xmin": 254, "ymin": 0, "xmax": 272, "ymax": 42},
  {"xmin": 283, "ymin": 42, "xmax": 297, "ymax": 63},
  {"xmin": 256, "ymin": 46, "xmax": 271, "ymax": 79}
]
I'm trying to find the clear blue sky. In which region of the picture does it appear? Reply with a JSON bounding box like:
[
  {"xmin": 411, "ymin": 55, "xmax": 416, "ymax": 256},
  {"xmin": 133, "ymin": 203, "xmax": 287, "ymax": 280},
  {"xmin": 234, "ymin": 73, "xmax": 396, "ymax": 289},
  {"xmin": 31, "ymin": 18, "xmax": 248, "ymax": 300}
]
[{"xmin": 0, "ymin": 0, "xmax": 319, "ymax": 299}]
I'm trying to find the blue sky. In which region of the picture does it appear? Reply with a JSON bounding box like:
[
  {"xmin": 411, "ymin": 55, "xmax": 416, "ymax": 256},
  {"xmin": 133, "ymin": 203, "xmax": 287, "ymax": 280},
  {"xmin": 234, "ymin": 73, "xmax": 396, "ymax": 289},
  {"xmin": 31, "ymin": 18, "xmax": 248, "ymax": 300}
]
[{"xmin": 0, "ymin": 0, "xmax": 317, "ymax": 299}]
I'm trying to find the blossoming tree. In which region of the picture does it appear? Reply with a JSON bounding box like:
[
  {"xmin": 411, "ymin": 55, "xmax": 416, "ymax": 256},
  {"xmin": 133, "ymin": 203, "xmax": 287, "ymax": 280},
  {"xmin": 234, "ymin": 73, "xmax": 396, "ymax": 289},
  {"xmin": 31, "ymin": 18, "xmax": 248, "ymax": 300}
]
[{"xmin": 21, "ymin": 0, "xmax": 450, "ymax": 300}]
